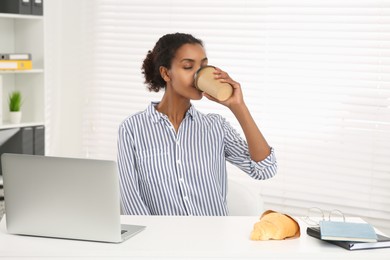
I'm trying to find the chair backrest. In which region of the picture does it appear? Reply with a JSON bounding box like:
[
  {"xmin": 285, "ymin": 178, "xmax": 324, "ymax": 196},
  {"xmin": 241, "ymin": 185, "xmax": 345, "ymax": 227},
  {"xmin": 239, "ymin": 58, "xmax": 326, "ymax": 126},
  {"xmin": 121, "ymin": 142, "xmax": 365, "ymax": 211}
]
[{"xmin": 227, "ymin": 178, "xmax": 263, "ymax": 216}]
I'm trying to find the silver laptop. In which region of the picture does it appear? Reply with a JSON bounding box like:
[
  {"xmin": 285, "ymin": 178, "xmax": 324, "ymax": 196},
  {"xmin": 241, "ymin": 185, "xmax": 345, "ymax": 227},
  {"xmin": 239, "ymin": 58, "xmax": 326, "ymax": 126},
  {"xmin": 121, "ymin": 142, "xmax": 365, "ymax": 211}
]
[{"xmin": 1, "ymin": 153, "xmax": 145, "ymax": 243}]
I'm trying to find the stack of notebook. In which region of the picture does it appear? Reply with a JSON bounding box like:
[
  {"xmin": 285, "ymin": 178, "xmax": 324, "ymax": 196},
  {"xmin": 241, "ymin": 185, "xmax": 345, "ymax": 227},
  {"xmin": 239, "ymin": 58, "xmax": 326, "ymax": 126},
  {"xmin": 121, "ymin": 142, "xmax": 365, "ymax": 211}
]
[
  {"xmin": 307, "ymin": 221, "xmax": 390, "ymax": 250},
  {"xmin": 0, "ymin": 53, "xmax": 32, "ymax": 71}
]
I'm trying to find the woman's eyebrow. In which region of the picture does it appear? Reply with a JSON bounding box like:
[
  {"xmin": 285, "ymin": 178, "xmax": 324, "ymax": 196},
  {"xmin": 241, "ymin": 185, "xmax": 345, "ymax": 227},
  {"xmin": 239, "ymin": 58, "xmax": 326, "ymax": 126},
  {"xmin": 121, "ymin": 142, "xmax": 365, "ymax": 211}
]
[{"xmin": 180, "ymin": 57, "xmax": 208, "ymax": 63}]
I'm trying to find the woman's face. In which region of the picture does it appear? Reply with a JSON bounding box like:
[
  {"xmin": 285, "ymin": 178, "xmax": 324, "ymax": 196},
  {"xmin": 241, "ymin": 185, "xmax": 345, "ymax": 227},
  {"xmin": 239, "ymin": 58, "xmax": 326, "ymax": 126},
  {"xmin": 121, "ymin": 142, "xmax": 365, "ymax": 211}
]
[{"xmin": 166, "ymin": 43, "xmax": 208, "ymax": 100}]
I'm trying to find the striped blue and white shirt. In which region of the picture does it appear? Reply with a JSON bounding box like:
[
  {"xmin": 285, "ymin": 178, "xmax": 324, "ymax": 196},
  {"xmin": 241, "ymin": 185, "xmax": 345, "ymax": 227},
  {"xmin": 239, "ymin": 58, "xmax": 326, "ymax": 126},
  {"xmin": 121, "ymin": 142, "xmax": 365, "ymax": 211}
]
[{"xmin": 117, "ymin": 102, "xmax": 277, "ymax": 216}]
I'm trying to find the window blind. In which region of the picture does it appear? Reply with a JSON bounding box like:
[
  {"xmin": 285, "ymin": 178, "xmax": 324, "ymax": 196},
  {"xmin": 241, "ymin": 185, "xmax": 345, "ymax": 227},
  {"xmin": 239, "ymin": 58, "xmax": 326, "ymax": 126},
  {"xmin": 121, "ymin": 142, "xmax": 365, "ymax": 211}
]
[{"xmin": 80, "ymin": 0, "xmax": 390, "ymax": 234}]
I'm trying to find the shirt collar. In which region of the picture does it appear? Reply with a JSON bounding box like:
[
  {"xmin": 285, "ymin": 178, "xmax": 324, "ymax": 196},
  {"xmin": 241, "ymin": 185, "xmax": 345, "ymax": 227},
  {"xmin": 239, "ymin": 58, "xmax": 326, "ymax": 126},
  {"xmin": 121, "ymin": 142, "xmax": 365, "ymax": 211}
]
[{"xmin": 147, "ymin": 101, "xmax": 199, "ymax": 124}]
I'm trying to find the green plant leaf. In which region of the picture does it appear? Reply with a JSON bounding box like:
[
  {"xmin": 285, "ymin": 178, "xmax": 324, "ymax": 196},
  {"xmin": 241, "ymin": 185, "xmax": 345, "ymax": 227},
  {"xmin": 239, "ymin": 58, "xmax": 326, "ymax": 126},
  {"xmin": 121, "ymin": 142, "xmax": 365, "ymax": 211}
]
[{"xmin": 8, "ymin": 91, "xmax": 23, "ymax": 112}]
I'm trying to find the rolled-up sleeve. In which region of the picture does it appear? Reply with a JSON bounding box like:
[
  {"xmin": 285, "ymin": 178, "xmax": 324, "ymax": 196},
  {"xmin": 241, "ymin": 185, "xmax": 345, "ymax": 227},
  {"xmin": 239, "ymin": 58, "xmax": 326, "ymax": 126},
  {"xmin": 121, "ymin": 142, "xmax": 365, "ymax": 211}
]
[
  {"xmin": 223, "ymin": 118, "xmax": 277, "ymax": 180},
  {"xmin": 248, "ymin": 147, "xmax": 277, "ymax": 179}
]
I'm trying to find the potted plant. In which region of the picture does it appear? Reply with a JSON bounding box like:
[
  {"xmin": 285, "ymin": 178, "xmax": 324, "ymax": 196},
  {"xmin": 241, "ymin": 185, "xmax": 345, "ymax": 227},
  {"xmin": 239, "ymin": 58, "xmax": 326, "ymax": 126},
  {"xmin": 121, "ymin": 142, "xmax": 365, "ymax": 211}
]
[{"xmin": 8, "ymin": 91, "xmax": 23, "ymax": 124}]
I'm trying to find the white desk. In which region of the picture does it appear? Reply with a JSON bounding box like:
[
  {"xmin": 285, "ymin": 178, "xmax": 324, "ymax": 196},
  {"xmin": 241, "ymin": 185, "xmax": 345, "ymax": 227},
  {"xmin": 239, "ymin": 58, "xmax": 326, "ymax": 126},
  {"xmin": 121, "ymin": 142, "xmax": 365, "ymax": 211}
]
[{"xmin": 0, "ymin": 215, "xmax": 389, "ymax": 259}]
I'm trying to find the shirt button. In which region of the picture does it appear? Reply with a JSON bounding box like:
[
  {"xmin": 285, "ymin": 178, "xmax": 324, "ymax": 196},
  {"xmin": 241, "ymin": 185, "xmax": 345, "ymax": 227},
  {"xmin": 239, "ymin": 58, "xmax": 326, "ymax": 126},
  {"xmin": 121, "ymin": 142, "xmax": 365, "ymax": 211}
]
[
  {"xmin": 177, "ymin": 160, "xmax": 181, "ymax": 165},
  {"xmin": 184, "ymin": 196, "xmax": 188, "ymax": 200},
  {"xmin": 179, "ymin": 178, "xmax": 184, "ymax": 182}
]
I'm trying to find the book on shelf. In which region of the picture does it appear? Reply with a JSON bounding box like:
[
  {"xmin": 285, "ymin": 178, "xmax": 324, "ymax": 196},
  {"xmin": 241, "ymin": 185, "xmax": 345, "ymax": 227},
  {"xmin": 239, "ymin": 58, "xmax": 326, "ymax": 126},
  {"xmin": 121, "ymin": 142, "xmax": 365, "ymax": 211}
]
[
  {"xmin": 307, "ymin": 226, "xmax": 390, "ymax": 251},
  {"xmin": 0, "ymin": 53, "xmax": 32, "ymax": 60},
  {"xmin": 319, "ymin": 220, "xmax": 377, "ymax": 242},
  {"xmin": 0, "ymin": 60, "xmax": 32, "ymax": 70}
]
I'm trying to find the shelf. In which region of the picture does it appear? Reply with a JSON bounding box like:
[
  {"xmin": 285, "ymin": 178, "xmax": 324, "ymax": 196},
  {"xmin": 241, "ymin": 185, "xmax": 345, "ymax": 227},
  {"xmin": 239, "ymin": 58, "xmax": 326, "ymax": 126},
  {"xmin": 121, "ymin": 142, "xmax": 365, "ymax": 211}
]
[
  {"xmin": 0, "ymin": 69, "xmax": 44, "ymax": 74},
  {"xmin": 0, "ymin": 10, "xmax": 45, "ymax": 130},
  {"xmin": 0, "ymin": 13, "xmax": 43, "ymax": 20},
  {"xmin": 0, "ymin": 121, "xmax": 45, "ymax": 130}
]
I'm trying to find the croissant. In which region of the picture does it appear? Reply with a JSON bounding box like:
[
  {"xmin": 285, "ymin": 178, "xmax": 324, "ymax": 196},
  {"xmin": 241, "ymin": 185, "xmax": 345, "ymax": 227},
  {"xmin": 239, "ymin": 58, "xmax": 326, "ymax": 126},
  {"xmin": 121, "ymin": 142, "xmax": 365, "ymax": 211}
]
[{"xmin": 250, "ymin": 210, "xmax": 300, "ymax": 240}]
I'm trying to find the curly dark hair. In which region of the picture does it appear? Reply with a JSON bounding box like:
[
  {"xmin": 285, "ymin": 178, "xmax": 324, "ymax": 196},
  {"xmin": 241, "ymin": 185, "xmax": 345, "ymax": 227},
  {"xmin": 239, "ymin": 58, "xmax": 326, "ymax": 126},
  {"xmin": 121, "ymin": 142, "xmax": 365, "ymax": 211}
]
[{"xmin": 142, "ymin": 33, "xmax": 203, "ymax": 92}]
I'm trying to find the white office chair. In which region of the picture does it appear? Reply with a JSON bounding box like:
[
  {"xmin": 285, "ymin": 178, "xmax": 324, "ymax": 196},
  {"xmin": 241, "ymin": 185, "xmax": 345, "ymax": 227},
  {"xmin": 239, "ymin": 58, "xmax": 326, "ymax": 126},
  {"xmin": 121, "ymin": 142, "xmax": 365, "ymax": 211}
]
[{"xmin": 227, "ymin": 178, "xmax": 263, "ymax": 216}]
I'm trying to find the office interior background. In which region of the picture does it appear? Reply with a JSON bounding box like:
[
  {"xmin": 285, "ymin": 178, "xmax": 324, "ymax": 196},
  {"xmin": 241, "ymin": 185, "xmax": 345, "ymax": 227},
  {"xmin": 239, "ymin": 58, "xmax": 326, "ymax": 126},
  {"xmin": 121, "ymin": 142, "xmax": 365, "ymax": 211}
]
[{"xmin": 39, "ymin": 0, "xmax": 390, "ymax": 234}]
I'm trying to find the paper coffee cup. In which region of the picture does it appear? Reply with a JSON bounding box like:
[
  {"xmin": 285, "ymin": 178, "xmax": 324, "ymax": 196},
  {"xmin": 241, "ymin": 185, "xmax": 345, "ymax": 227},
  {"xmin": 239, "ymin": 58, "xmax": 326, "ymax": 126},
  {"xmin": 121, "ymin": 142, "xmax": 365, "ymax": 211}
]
[{"xmin": 194, "ymin": 66, "xmax": 233, "ymax": 101}]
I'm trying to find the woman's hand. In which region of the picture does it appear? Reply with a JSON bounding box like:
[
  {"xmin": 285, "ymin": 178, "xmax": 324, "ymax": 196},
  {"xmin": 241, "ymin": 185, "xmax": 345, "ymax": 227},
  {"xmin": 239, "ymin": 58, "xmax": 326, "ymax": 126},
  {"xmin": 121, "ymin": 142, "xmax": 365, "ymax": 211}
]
[
  {"xmin": 202, "ymin": 67, "xmax": 245, "ymax": 110},
  {"xmin": 203, "ymin": 67, "xmax": 271, "ymax": 161}
]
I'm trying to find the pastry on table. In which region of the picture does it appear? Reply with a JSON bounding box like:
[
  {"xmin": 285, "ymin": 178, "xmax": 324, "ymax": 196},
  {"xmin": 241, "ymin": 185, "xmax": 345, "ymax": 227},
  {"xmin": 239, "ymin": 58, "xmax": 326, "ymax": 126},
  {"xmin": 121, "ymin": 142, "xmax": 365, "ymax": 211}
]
[{"xmin": 250, "ymin": 210, "xmax": 300, "ymax": 240}]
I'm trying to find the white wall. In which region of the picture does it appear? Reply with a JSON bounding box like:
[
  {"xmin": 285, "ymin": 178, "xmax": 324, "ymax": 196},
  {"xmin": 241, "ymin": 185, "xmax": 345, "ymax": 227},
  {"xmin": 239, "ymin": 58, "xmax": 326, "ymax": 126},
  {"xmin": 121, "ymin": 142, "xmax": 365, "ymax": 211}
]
[{"xmin": 45, "ymin": 0, "xmax": 86, "ymax": 158}]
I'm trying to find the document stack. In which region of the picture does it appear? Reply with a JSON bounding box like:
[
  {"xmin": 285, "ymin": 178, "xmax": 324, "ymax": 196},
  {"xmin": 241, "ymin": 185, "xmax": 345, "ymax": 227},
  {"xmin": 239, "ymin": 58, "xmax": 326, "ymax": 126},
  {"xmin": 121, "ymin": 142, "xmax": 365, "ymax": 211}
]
[
  {"xmin": 0, "ymin": 0, "xmax": 43, "ymax": 16},
  {"xmin": 0, "ymin": 53, "xmax": 32, "ymax": 71},
  {"xmin": 307, "ymin": 222, "xmax": 390, "ymax": 251}
]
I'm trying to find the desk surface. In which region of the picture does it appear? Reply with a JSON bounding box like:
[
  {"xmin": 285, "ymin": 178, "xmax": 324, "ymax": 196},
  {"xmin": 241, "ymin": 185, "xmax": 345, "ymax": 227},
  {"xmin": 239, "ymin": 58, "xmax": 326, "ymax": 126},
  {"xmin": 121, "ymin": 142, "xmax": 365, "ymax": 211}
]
[{"xmin": 0, "ymin": 215, "xmax": 389, "ymax": 259}]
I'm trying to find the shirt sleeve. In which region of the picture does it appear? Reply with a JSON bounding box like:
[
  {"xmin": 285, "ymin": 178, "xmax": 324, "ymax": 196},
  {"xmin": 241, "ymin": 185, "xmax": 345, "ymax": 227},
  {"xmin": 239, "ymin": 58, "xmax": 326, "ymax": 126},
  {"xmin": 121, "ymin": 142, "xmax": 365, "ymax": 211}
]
[
  {"xmin": 222, "ymin": 117, "xmax": 277, "ymax": 180},
  {"xmin": 117, "ymin": 123, "xmax": 151, "ymax": 215}
]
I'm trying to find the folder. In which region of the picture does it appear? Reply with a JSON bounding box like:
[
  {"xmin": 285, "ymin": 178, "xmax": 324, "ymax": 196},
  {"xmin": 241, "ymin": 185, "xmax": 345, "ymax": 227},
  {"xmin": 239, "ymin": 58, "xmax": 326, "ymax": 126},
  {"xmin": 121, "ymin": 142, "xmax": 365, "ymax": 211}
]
[
  {"xmin": 0, "ymin": 60, "xmax": 32, "ymax": 70},
  {"xmin": 0, "ymin": 0, "xmax": 31, "ymax": 15},
  {"xmin": 31, "ymin": 0, "xmax": 43, "ymax": 16},
  {"xmin": 33, "ymin": 125, "xmax": 45, "ymax": 155},
  {"xmin": 0, "ymin": 53, "xmax": 32, "ymax": 61},
  {"xmin": 307, "ymin": 227, "xmax": 390, "ymax": 251},
  {"xmin": 22, "ymin": 127, "xmax": 34, "ymax": 155}
]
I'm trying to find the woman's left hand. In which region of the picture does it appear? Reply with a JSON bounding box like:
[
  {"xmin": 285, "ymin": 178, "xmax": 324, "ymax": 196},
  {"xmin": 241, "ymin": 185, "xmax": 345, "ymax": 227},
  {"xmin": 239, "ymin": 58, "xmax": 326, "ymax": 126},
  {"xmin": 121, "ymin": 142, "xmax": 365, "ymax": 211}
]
[{"xmin": 202, "ymin": 67, "xmax": 245, "ymax": 109}]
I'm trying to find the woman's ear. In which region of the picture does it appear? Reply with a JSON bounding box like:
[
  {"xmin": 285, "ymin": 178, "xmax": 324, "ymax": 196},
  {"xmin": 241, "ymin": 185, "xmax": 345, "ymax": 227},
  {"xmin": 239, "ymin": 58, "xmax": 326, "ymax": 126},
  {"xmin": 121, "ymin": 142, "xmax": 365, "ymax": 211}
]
[{"xmin": 159, "ymin": 66, "xmax": 171, "ymax": 83}]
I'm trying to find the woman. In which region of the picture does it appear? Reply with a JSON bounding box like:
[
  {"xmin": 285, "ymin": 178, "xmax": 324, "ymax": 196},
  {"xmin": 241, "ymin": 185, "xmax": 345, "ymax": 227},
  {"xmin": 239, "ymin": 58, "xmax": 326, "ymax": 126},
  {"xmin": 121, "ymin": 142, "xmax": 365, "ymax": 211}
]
[{"xmin": 117, "ymin": 33, "xmax": 277, "ymax": 216}]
